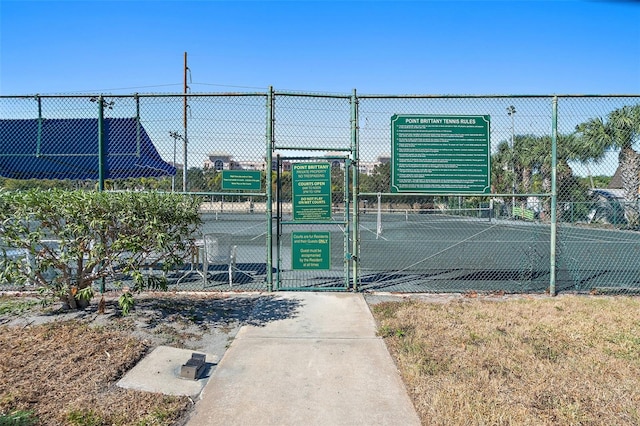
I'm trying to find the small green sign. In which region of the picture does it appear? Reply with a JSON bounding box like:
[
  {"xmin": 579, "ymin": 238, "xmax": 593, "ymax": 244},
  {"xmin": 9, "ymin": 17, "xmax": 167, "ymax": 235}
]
[
  {"xmin": 292, "ymin": 231, "xmax": 331, "ymax": 270},
  {"xmin": 221, "ymin": 170, "xmax": 262, "ymax": 191},
  {"xmin": 292, "ymin": 162, "xmax": 332, "ymax": 221},
  {"xmin": 391, "ymin": 115, "xmax": 491, "ymax": 194}
]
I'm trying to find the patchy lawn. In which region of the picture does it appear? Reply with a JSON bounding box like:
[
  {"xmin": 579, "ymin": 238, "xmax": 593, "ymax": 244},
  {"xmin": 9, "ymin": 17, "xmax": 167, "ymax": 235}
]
[
  {"xmin": 0, "ymin": 320, "xmax": 189, "ymax": 425},
  {"xmin": 0, "ymin": 292, "xmax": 263, "ymax": 425},
  {"xmin": 3, "ymin": 292, "xmax": 640, "ymax": 425},
  {"xmin": 370, "ymin": 294, "xmax": 640, "ymax": 425}
]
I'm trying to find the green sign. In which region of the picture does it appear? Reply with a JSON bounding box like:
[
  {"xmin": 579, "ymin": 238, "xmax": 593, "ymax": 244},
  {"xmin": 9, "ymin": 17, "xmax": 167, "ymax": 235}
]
[
  {"xmin": 292, "ymin": 162, "xmax": 332, "ymax": 221},
  {"xmin": 391, "ymin": 115, "xmax": 491, "ymax": 194},
  {"xmin": 292, "ymin": 231, "xmax": 331, "ymax": 270},
  {"xmin": 221, "ymin": 170, "xmax": 262, "ymax": 190}
]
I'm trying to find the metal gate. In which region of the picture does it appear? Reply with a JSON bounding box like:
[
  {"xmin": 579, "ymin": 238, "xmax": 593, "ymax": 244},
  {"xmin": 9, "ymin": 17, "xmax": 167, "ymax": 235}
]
[
  {"xmin": 272, "ymin": 156, "xmax": 355, "ymax": 291},
  {"xmin": 268, "ymin": 90, "xmax": 359, "ymax": 291}
]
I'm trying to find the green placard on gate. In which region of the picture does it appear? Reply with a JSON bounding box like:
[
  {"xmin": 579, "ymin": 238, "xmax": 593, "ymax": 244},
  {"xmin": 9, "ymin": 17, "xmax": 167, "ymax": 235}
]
[
  {"xmin": 391, "ymin": 115, "xmax": 491, "ymax": 194},
  {"xmin": 221, "ymin": 170, "xmax": 262, "ymax": 190},
  {"xmin": 292, "ymin": 162, "xmax": 332, "ymax": 221},
  {"xmin": 292, "ymin": 231, "xmax": 331, "ymax": 270}
]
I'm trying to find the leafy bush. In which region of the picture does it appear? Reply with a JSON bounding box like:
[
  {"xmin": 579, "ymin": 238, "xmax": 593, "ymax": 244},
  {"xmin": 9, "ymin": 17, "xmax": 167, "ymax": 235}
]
[{"xmin": 0, "ymin": 189, "xmax": 202, "ymax": 311}]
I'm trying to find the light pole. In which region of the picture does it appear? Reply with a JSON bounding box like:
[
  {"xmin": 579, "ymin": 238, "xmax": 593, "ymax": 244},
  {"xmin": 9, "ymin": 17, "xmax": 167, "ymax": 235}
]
[
  {"xmin": 506, "ymin": 106, "xmax": 516, "ymax": 217},
  {"xmin": 169, "ymin": 131, "xmax": 183, "ymax": 192}
]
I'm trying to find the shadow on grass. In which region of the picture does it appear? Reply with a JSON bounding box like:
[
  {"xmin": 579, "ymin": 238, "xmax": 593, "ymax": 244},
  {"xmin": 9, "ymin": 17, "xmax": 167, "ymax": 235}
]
[
  {"xmin": 0, "ymin": 293, "xmax": 302, "ymax": 333},
  {"xmin": 122, "ymin": 294, "xmax": 301, "ymax": 329}
]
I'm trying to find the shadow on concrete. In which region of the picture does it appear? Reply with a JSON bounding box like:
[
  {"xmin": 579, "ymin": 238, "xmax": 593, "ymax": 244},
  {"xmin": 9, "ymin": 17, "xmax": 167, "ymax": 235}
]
[
  {"xmin": 245, "ymin": 295, "xmax": 302, "ymax": 326},
  {"xmin": 199, "ymin": 362, "xmax": 218, "ymax": 380}
]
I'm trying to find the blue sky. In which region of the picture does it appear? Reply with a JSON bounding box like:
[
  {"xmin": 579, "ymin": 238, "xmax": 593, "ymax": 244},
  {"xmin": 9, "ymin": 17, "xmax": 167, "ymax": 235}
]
[{"xmin": 1, "ymin": 0, "xmax": 639, "ymax": 96}]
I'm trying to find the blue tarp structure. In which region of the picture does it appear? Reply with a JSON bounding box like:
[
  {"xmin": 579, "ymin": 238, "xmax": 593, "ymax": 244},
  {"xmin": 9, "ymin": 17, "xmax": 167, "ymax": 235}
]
[{"xmin": 0, "ymin": 117, "xmax": 176, "ymax": 180}]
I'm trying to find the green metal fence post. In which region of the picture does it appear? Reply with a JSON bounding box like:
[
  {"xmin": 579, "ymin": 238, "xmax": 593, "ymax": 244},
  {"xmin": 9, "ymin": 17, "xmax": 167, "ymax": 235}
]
[
  {"xmin": 36, "ymin": 95, "xmax": 42, "ymax": 157},
  {"xmin": 351, "ymin": 89, "xmax": 359, "ymax": 291},
  {"xmin": 97, "ymin": 95, "xmax": 106, "ymax": 294},
  {"xmin": 549, "ymin": 96, "xmax": 558, "ymax": 296},
  {"xmin": 135, "ymin": 93, "xmax": 141, "ymax": 157},
  {"xmin": 98, "ymin": 95, "xmax": 105, "ymax": 192},
  {"xmin": 344, "ymin": 156, "xmax": 351, "ymax": 290},
  {"xmin": 266, "ymin": 86, "xmax": 274, "ymax": 291},
  {"xmin": 183, "ymin": 91, "xmax": 188, "ymax": 193}
]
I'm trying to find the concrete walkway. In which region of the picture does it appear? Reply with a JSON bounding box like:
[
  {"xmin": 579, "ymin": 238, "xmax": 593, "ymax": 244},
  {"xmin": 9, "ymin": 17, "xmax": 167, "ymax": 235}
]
[{"xmin": 186, "ymin": 292, "xmax": 421, "ymax": 426}]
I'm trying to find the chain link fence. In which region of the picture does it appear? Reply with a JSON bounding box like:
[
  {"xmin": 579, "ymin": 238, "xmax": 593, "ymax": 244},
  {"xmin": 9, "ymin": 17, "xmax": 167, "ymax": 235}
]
[
  {"xmin": 555, "ymin": 96, "xmax": 640, "ymax": 294},
  {"xmin": 1, "ymin": 92, "xmax": 639, "ymax": 295}
]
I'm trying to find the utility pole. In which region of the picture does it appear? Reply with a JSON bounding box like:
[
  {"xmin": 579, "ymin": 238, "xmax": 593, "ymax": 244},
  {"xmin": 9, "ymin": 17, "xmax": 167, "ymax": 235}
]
[{"xmin": 183, "ymin": 51, "xmax": 189, "ymax": 192}]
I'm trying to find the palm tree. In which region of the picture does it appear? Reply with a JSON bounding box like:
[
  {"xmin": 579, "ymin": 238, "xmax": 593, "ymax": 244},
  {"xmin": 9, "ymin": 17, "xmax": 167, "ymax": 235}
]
[
  {"xmin": 530, "ymin": 133, "xmax": 584, "ymax": 192},
  {"xmin": 514, "ymin": 135, "xmax": 543, "ymax": 194},
  {"xmin": 491, "ymin": 141, "xmax": 514, "ymax": 194},
  {"xmin": 492, "ymin": 134, "xmax": 551, "ymax": 196},
  {"xmin": 492, "ymin": 133, "xmax": 593, "ymax": 220},
  {"xmin": 576, "ymin": 105, "xmax": 640, "ymax": 226}
]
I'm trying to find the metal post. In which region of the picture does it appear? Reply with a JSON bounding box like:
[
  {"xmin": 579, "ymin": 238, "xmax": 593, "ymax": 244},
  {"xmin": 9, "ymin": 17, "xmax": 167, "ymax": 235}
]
[
  {"xmin": 182, "ymin": 131, "xmax": 188, "ymax": 192},
  {"xmin": 276, "ymin": 154, "xmax": 282, "ymax": 290},
  {"xmin": 507, "ymin": 105, "xmax": 516, "ymax": 216},
  {"xmin": 549, "ymin": 97, "xmax": 558, "ymax": 296},
  {"xmin": 376, "ymin": 192, "xmax": 382, "ymax": 238},
  {"xmin": 344, "ymin": 157, "xmax": 351, "ymax": 290},
  {"xmin": 183, "ymin": 52, "xmax": 188, "ymax": 192},
  {"xmin": 172, "ymin": 135, "xmax": 176, "ymax": 192},
  {"xmin": 266, "ymin": 86, "xmax": 274, "ymax": 291},
  {"xmin": 96, "ymin": 95, "xmax": 106, "ymax": 294},
  {"xmin": 169, "ymin": 131, "xmax": 182, "ymax": 192},
  {"xmin": 135, "ymin": 94, "xmax": 141, "ymax": 157},
  {"xmin": 36, "ymin": 95, "xmax": 42, "ymax": 157},
  {"xmin": 98, "ymin": 95, "xmax": 105, "ymax": 192},
  {"xmin": 350, "ymin": 89, "xmax": 359, "ymax": 291}
]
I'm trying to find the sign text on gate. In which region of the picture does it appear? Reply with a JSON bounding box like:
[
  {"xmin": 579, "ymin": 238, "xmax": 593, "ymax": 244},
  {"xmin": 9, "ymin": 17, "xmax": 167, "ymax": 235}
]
[
  {"xmin": 391, "ymin": 115, "xmax": 491, "ymax": 194},
  {"xmin": 291, "ymin": 231, "xmax": 331, "ymax": 270},
  {"xmin": 292, "ymin": 162, "xmax": 332, "ymax": 221}
]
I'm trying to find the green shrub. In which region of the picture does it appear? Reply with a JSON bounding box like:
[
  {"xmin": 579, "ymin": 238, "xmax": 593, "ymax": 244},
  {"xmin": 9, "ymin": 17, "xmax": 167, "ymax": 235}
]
[{"xmin": 0, "ymin": 189, "xmax": 202, "ymax": 312}]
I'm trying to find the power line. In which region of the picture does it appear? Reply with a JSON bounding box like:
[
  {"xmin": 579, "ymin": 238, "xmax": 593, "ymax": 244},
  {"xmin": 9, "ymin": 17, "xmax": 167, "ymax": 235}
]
[
  {"xmin": 30, "ymin": 83, "xmax": 184, "ymax": 96},
  {"xmin": 191, "ymin": 82, "xmax": 268, "ymax": 90}
]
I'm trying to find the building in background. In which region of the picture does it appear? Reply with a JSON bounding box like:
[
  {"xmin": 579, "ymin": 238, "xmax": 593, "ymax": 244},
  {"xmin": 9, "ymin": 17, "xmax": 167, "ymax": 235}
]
[{"xmin": 203, "ymin": 152, "xmax": 389, "ymax": 175}]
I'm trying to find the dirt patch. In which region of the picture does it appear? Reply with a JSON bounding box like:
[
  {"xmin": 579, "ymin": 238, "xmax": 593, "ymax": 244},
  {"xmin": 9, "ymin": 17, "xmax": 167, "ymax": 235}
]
[{"xmin": 0, "ymin": 291, "xmax": 282, "ymax": 425}]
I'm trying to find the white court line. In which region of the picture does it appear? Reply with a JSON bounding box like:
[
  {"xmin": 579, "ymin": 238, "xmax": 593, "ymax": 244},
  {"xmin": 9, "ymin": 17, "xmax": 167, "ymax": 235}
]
[
  {"xmin": 360, "ymin": 224, "xmax": 388, "ymax": 241},
  {"xmin": 385, "ymin": 223, "xmax": 501, "ymax": 275}
]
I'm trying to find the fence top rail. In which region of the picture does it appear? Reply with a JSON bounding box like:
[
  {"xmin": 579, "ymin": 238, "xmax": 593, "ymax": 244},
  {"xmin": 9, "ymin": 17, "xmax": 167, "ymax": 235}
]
[
  {"xmin": 2, "ymin": 92, "xmax": 637, "ymax": 100},
  {"xmin": 356, "ymin": 94, "xmax": 640, "ymax": 99},
  {"xmin": 0, "ymin": 92, "xmax": 269, "ymax": 99},
  {"xmin": 272, "ymin": 91, "xmax": 352, "ymax": 99},
  {"xmin": 359, "ymin": 192, "xmax": 552, "ymax": 197}
]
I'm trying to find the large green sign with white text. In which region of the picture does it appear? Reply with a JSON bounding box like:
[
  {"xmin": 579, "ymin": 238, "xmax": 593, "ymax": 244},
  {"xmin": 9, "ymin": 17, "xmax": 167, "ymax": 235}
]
[
  {"xmin": 292, "ymin": 162, "xmax": 332, "ymax": 221},
  {"xmin": 391, "ymin": 115, "xmax": 491, "ymax": 194}
]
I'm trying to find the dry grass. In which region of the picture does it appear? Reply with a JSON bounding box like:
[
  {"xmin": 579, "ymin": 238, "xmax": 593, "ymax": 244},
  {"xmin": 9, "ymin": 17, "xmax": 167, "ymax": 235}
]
[
  {"xmin": 371, "ymin": 295, "xmax": 640, "ymax": 426},
  {"xmin": 3, "ymin": 293, "xmax": 640, "ymax": 425},
  {"xmin": 0, "ymin": 320, "xmax": 191, "ymax": 425},
  {"xmin": 0, "ymin": 291, "xmax": 274, "ymax": 425}
]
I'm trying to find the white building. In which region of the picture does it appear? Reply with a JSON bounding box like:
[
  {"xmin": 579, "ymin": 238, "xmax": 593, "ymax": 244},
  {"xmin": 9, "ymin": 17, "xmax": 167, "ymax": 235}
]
[{"xmin": 203, "ymin": 152, "xmax": 389, "ymax": 175}]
